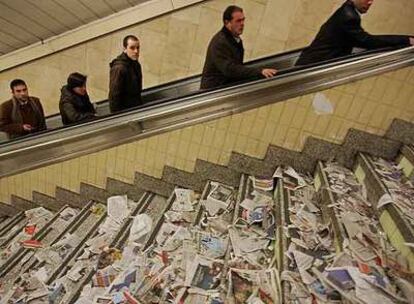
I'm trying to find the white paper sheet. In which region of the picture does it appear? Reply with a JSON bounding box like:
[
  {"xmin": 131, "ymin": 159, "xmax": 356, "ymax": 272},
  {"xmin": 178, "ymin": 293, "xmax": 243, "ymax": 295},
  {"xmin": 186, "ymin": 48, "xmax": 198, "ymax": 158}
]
[
  {"xmin": 107, "ymin": 195, "xmax": 129, "ymax": 223},
  {"xmin": 312, "ymin": 93, "xmax": 334, "ymax": 115}
]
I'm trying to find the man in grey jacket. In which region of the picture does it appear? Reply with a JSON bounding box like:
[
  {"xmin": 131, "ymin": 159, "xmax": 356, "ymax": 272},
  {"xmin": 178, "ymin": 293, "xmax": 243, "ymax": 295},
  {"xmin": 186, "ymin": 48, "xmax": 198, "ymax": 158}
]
[{"xmin": 200, "ymin": 6, "xmax": 277, "ymax": 90}]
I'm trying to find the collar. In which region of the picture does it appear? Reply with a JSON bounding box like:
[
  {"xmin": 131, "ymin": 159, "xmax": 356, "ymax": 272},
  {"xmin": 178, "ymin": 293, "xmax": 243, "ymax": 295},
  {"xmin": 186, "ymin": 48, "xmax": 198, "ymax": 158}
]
[
  {"xmin": 221, "ymin": 26, "xmax": 242, "ymax": 43},
  {"xmin": 13, "ymin": 97, "xmax": 29, "ymax": 106},
  {"xmin": 120, "ymin": 52, "xmax": 139, "ymax": 64},
  {"xmin": 347, "ymin": 0, "xmax": 362, "ymax": 17}
]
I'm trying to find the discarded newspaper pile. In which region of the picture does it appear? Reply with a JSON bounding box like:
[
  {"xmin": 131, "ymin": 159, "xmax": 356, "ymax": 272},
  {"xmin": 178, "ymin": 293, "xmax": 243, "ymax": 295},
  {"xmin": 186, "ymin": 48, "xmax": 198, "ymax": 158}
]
[
  {"xmin": 1, "ymin": 163, "xmax": 413, "ymax": 304},
  {"xmin": 370, "ymin": 157, "xmax": 414, "ymax": 226},
  {"xmin": 323, "ymin": 162, "xmax": 412, "ymax": 302},
  {"xmin": 0, "ymin": 206, "xmax": 79, "ymax": 303},
  {"xmin": 228, "ymin": 176, "xmax": 280, "ymax": 304},
  {"xmin": 0, "ymin": 207, "xmax": 55, "ymax": 262},
  {"xmin": 276, "ymin": 166, "xmax": 337, "ymax": 303},
  {"xmin": 73, "ymin": 181, "xmax": 281, "ymax": 304},
  {"xmin": 280, "ymin": 163, "xmax": 414, "ymax": 304}
]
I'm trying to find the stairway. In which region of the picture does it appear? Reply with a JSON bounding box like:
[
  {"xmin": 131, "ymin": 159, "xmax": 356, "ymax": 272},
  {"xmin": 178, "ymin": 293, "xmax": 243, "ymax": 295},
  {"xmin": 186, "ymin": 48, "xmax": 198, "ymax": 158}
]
[{"xmin": 0, "ymin": 142, "xmax": 413, "ymax": 302}]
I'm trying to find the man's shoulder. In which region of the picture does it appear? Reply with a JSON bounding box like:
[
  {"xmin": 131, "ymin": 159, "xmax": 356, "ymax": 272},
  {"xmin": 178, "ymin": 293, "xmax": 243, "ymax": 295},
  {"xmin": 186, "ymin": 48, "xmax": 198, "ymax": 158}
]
[
  {"xmin": 1, "ymin": 98, "xmax": 12, "ymax": 105},
  {"xmin": 28, "ymin": 97, "xmax": 44, "ymax": 110},
  {"xmin": 0, "ymin": 99, "xmax": 13, "ymax": 110},
  {"xmin": 210, "ymin": 30, "xmax": 231, "ymax": 48},
  {"xmin": 29, "ymin": 96, "xmax": 42, "ymax": 105},
  {"xmin": 110, "ymin": 61, "xmax": 128, "ymax": 72},
  {"xmin": 30, "ymin": 96, "xmax": 40, "ymax": 102},
  {"xmin": 0, "ymin": 99, "xmax": 13, "ymax": 117},
  {"xmin": 337, "ymin": 1, "xmax": 360, "ymax": 22}
]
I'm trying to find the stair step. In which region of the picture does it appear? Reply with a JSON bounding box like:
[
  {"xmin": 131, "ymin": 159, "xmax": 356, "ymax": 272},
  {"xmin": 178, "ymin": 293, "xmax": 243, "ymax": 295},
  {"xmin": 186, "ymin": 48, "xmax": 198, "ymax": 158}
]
[
  {"xmin": 70, "ymin": 190, "xmax": 187, "ymax": 303},
  {"xmin": 277, "ymin": 162, "xmax": 414, "ymax": 303},
  {"xmin": 0, "ymin": 207, "xmax": 55, "ymax": 268},
  {"xmin": 0, "ymin": 211, "xmax": 25, "ymax": 237},
  {"xmin": 11, "ymin": 195, "xmax": 39, "ymax": 211},
  {"xmin": 62, "ymin": 193, "xmax": 152, "ymax": 303},
  {"xmin": 355, "ymin": 153, "xmax": 414, "ymax": 271},
  {"xmin": 398, "ymin": 145, "xmax": 414, "ymax": 180},
  {"xmin": 106, "ymin": 177, "xmax": 145, "ymax": 202},
  {"xmin": 55, "ymin": 187, "xmax": 83, "ymax": 209},
  {"xmin": 32, "ymin": 191, "xmax": 66, "ymax": 212},
  {"xmin": 314, "ymin": 161, "xmax": 346, "ymax": 252},
  {"xmin": 0, "ymin": 202, "xmax": 20, "ymax": 217},
  {"xmin": 45, "ymin": 201, "xmax": 107, "ymax": 284},
  {"xmin": 325, "ymin": 160, "xmax": 412, "ymax": 273},
  {"xmin": 222, "ymin": 174, "xmax": 280, "ymax": 302},
  {"xmin": 0, "ymin": 202, "xmax": 95, "ymax": 285},
  {"xmin": 80, "ymin": 183, "xmax": 110, "ymax": 204},
  {"xmin": 0, "ymin": 205, "xmax": 79, "ymax": 289},
  {"xmin": 142, "ymin": 187, "xmax": 201, "ymax": 251},
  {"xmin": 276, "ymin": 166, "xmax": 326, "ymax": 303},
  {"xmin": 72, "ymin": 181, "xmax": 239, "ymax": 303}
]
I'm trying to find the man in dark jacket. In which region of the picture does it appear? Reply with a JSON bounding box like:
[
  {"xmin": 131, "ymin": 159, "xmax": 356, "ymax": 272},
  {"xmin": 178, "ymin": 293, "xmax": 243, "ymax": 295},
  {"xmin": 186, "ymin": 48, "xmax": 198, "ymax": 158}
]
[
  {"xmin": 59, "ymin": 73, "xmax": 96, "ymax": 125},
  {"xmin": 296, "ymin": 0, "xmax": 414, "ymax": 66},
  {"xmin": 200, "ymin": 6, "xmax": 277, "ymax": 90},
  {"xmin": 108, "ymin": 35, "xmax": 143, "ymax": 113},
  {"xmin": 0, "ymin": 79, "xmax": 46, "ymax": 139}
]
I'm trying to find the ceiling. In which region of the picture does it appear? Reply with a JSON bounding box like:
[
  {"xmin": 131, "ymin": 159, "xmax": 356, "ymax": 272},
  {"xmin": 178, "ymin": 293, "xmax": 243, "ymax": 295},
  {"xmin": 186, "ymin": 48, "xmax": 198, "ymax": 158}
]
[{"xmin": 0, "ymin": 0, "xmax": 149, "ymax": 56}]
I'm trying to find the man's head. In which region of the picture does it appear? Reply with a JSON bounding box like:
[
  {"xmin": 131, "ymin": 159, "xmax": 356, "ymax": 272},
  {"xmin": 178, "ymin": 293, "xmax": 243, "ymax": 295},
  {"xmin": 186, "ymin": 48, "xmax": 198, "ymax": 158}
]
[
  {"xmin": 10, "ymin": 79, "xmax": 29, "ymax": 102},
  {"xmin": 352, "ymin": 0, "xmax": 374, "ymax": 14},
  {"xmin": 123, "ymin": 35, "xmax": 140, "ymax": 60},
  {"xmin": 223, "ymin": 6, "xmax": 245, "ymax": 37},
  {"xmin": 67, "ymin": 72, "xmax": 87, "ymax": 96}
]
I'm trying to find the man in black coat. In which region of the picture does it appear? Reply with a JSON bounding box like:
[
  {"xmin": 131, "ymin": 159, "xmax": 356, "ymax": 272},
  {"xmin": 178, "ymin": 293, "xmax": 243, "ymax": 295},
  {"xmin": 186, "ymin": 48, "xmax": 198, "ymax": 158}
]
[
  {"xmin": 59, "ymin": 73, "xmax": 96, "ymax": 125},
  {"xmin": 108, "ymin": 35, "xmax": 143, "ymax": 113},
  {"xmin": 200, "ymin": 6, "xmax": 277, "ymax": 90},
  {"xmin": 296, "ymin": 0, "xmax": 414, "ymax": 66}
]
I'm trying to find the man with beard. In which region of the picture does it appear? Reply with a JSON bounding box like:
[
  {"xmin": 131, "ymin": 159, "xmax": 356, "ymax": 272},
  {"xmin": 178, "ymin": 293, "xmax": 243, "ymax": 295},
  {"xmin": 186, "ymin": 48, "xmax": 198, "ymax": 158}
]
[{"xmin": 0, "ymin": 79, "xmax": 46, "ymax": 139}]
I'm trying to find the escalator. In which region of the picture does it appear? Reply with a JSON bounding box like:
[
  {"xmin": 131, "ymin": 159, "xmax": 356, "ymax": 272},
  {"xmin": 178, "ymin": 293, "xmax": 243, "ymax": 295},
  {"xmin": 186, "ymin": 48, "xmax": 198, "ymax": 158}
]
[
  {"xmin": 44, "ymin": 47, "xmax": 303, "ymax": 129},
  {"xmin": 44, "ymin": 46, "xmax": 394, "ymax": 129},
  {"xmin": 0, "ymin": 45, "xmax": 413, "ymax": 178}
]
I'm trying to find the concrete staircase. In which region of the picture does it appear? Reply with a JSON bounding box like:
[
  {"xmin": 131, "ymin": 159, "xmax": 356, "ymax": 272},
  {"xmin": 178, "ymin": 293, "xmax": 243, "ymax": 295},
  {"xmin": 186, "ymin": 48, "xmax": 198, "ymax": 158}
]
[{"xmin": 0, "ymin": 119, "xmax": 413, "ymax": 302}]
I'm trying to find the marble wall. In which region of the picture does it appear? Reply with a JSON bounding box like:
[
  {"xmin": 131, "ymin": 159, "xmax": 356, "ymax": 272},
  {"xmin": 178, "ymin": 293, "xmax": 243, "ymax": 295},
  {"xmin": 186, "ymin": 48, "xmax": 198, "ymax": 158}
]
[{"xmin": 0, "ymin": 0, "xmax": 413, "ymax": 115}]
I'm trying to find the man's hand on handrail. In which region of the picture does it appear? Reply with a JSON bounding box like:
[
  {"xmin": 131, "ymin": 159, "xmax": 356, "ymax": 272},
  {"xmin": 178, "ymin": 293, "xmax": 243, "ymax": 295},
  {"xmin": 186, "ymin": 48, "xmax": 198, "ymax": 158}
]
[{"xmin": 261, "ymin": 68, "xmax": 278, "ymax": 78}]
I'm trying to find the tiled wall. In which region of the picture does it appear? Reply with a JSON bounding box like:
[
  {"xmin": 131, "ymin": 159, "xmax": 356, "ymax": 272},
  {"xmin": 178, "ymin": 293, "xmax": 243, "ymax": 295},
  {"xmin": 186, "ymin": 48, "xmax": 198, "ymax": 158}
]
[
  {"xmin": 0, "ymin": 0, "xmax": 413, "ymax": 115},
  {"xmin": 1, "ymin": 66, "xmax": 413, "ymax": 203}
]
